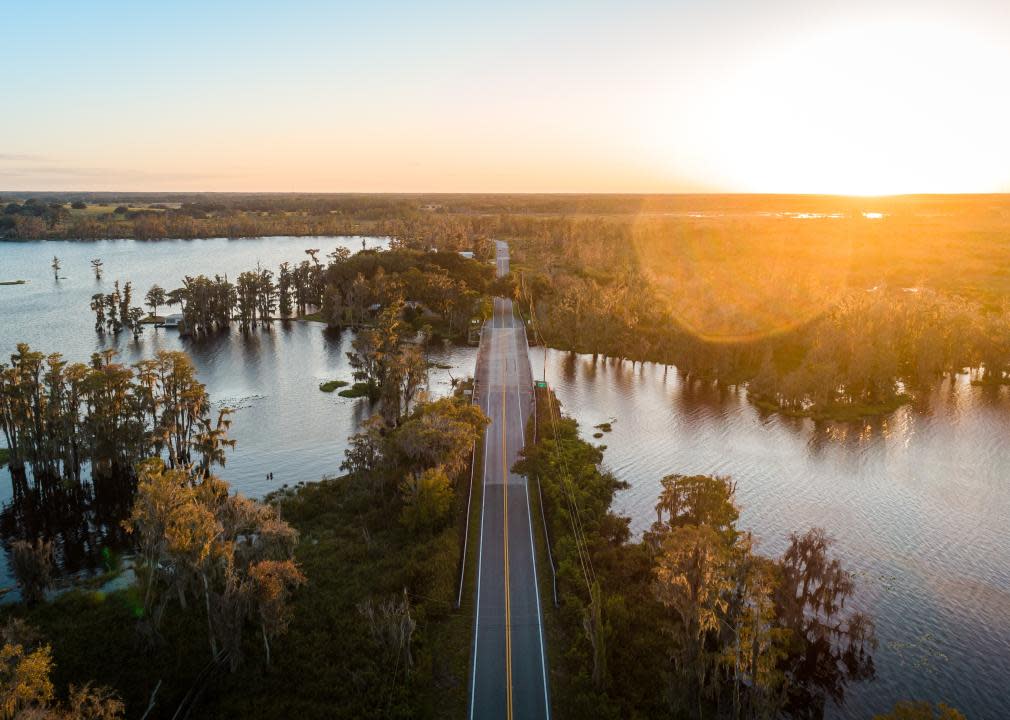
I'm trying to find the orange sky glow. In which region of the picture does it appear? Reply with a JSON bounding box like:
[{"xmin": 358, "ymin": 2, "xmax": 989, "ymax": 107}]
[{"xmin": 4, "ymin": 1, "xmax": 1010, "ymax": 194}]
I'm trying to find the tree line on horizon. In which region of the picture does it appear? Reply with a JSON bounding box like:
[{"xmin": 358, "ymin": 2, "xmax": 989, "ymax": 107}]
[{"xmin": 505, "ymin": 214, "xmax": 1010, "ymax": 420}]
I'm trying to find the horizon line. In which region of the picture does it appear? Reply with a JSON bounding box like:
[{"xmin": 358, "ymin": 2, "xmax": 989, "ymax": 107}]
[{"xmin": 4, "ymin": 190, "xmax": 1010, "ymax": 199}]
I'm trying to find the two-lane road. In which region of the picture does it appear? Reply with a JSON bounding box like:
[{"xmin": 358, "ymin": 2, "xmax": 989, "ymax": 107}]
[{"xmin": 468, "ymin": 241, "xmax": 550, "ymax": 720}]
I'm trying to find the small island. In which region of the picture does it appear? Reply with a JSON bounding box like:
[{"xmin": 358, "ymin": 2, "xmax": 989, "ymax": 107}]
[{"xmin": 337, "ymin": 382, "xmax": 372, "ymax": 398}]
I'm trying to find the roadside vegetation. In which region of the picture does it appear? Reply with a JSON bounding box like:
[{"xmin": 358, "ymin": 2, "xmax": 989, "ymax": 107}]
[
  {"xmin": 322, "ymin": 246, "xmax": 496, "ymax": 339},
  {"xmin": 0, "ymin": 194, "xmax": 499, "ymax": 243}
]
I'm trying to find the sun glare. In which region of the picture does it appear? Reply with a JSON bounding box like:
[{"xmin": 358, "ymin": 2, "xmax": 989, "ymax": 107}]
[{"xmin": 704, "ymin": 19, "xmax": 1010, "ymax": 195}]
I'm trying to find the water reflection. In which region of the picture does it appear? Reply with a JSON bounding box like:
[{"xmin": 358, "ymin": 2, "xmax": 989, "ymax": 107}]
[
  {"xmin": 0, "ymin": 236, "xmax": 478, "ymax": 590},
  {"xmin": 0, "ymin": 472, "xmax": 135, "ymax": 587},
  {"xmin": 534, "ymin": 347, "xmax": 1010, "ymax": 720}
]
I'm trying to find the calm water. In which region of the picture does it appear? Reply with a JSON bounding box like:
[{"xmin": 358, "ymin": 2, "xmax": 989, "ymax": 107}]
[
  {"xmin": 0, "ymin": 237, "xmax": 476, "ymax": 579},
  {"xmin": 535, "ymin": 349, "xmax": 1010, "ymax": 720},
  {"xmin": 2, "ymin": 239, "xmax": 1008, "ymax": 718}
]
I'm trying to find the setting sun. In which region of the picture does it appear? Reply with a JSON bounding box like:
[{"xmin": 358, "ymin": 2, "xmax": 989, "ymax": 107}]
[
  {"xmin": 704, "ymin": 19, "xmax": 1010, "ymax": 195},
  {"xmin": 5, "ymin": 3, "xmax": 1010, "ymax": 193}
]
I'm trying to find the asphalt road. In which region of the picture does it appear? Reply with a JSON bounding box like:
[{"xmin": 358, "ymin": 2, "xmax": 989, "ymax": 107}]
[{"xmin": 468, "ymin": 241, "xmax": 551, "ymax": 720}]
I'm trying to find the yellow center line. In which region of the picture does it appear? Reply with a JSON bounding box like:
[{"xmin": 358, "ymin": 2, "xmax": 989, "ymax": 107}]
[{"xmin": 502, "ymin": 340, "xmax": 513, "ymax": 720}]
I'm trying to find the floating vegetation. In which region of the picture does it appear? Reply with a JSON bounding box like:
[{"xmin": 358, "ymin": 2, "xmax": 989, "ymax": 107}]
[
  {"xmin": 593, "ymin": 419, "xmax": 615, "ymax": 432},
  {"xmin": 319, "ymin": 379, "xmax": 350, "ymax": 392},
  {"xmin": 338, "ymin": 382, "xmax": 372, "ymax": 399},
  {"xmin": 0, "ymin": 279, "xmax": 28, "ymax": 286},
  {"xmin": 886, "ymin": 634, "xmax": 950, "ymax": 673},
  {"xmin": 854, "ymin": 568, "xmax": 899, "ymax": 592}
]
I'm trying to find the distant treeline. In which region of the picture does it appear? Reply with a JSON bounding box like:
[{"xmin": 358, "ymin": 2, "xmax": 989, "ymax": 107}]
[
  {"xmin": 7, "ymin": 192, "xmax": 1010, "ymax": 245},
  {"xmin": 506, "ymin": 213, "xmax": 1010, "ymax": 419},
  {"xmin": 0, "ymin": 194, "xmax": 509, "ymax": 245},
  {"xmin": 4, "ymin": 190, "xmax": 1010, "ymax": 218}
]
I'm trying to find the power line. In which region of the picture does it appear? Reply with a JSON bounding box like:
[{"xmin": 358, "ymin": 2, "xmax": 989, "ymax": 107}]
[{"xmin": 519, "ymin": 274, "xmax": 598, "ymax": 596}]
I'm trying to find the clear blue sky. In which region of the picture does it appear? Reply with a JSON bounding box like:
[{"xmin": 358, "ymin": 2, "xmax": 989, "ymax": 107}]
[{"xmin": 4, "ymin": 0, "xmax": 1010, "ymax": 192}]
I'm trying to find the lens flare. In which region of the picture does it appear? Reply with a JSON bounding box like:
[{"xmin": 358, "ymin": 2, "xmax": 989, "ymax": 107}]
[{"xmin": 630, "ymin": 209, "xmax": 856, "ymax": 343}]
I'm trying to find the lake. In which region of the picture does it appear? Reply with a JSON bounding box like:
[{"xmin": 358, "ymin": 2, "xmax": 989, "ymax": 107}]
[
  {"xmin": 0, "ymin": 236, "xmax": 476, "ymax": 578},
  {"xmin": 537, "ymin": 348, "xmax": 1010, "ymax": 720},
  {"xmin": 1, "ymin": 237, "xmax": 1007, "ymax": 718}
]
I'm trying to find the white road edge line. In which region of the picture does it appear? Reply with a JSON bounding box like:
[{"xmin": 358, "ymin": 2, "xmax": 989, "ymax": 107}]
[
  {"xmin": 524, "ymin": 481, "xmax": 552, "ymax": 718},
  {"xmin": 469, "ymin": 383, "xmax": 492, "ymax": 720},
  {"xmin": 457, "ymin": 358, "xmax": 480, "ymax": 607}
]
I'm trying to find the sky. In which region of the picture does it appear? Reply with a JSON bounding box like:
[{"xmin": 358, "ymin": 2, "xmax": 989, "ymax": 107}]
[{"xmin": 4, "ymin": 0, "xmax": 1010, "ymax": 194}]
